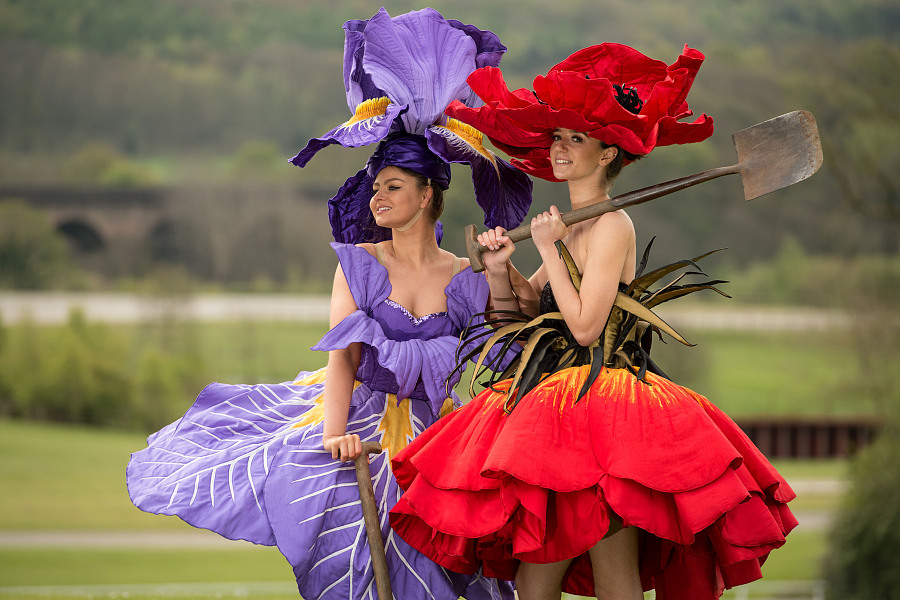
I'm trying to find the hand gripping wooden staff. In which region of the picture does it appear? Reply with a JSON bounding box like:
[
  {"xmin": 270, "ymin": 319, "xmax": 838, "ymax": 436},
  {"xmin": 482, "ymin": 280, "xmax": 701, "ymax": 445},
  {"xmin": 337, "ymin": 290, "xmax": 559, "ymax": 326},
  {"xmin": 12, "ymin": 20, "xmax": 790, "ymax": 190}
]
[
  {"xmin": 466, "ymin": 110, "xmax": 824, "ymax": 272},
  {"xmin": 354, "ymin": 441, "xmax": 393, "ymax": 600}
]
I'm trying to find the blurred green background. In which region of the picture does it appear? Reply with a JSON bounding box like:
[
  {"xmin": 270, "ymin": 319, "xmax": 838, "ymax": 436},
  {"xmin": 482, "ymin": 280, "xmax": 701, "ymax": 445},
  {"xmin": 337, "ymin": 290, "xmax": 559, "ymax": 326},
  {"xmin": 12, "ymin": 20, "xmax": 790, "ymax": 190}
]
[{"xmin": 1, "ymin": 0, "xmax": 899, "ymax": 598}]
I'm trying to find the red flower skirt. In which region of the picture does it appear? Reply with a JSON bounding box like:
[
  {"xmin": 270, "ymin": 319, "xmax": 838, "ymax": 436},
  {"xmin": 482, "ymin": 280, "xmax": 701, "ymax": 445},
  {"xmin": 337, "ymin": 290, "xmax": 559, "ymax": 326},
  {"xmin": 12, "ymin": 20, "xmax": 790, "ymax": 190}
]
[{"xmin": 389, "ymin": 365, "xmax": 797, "ymax": 599}]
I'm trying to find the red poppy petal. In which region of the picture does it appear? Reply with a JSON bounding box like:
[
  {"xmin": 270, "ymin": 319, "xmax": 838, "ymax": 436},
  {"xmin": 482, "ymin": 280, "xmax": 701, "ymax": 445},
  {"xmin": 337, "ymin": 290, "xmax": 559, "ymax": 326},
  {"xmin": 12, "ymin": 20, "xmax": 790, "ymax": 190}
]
[{"xmin": 443, "ymin": 43, "xmax": 714, "ymax": 180}]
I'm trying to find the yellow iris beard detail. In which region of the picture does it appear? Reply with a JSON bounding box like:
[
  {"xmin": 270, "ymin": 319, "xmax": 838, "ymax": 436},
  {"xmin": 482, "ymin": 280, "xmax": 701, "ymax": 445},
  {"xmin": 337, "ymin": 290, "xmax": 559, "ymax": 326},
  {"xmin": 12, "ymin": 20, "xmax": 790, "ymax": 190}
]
[
  {"xmin": 439, "ymin": 397, "xmax": 456, "ymax": 418},
  {"xmin": 378, "ymin": 394, "xmax": 415, "ymax": 461},
  {"xmin": 290, "ymin": 372, "xmax": 361, "ymax": 429},
  {"xmin": 292, "ymin": 396, "xmax": 326, "ymax": 429},
  {"xmin": 343, "ymin": 96, "xmax": 392, "ymax": 127},
  {"xmin": 293, "ymin": 370, "xmax": 328, "ymax": 386},
  {"xmin": 437, "ymin": 118, "xmax": 495, "ymax": 164}
]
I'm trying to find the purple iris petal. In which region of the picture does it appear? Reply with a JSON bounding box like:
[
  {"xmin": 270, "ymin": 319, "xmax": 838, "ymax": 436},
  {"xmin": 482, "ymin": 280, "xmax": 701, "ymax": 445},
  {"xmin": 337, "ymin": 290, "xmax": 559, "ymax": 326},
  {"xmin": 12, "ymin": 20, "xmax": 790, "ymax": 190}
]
[
  {"xmin": 289, "ymin": 7, "xmax": 524, "ymax": 242},
  {"xmin": 292, "ymin": 8, "xmax": 509, "ymax": 169},
  {"xmin": 445, "ymin": 18, "xmax": 506, "ymax": 108},
  {"xmin": 445, "ymin": 18, "xmax": 506, "ymax": 70},
  {"xmin": 361, "ymin": 8, "xmax": 476, "ymax": 135},
  {"xmin": 434, "ymin": 220, "xmax": 443, "ymax": 246},
  {"xmin": 426, "ymin": 127, "xmax": 533, "ymax": 230},
  {"xmin": 289, "ymin": 138, "xmax": 337, "ymax": 168},
  {"xmin": 343, "ymin": 17, "xmax": 383, "ymax": 110},
  {"xmin": 289, "ymin": 102, "xmax": 404, "ymax": 167},
  {"xmin": 327, "ymin": 168, "xmax": 391, "ymax": 244}
]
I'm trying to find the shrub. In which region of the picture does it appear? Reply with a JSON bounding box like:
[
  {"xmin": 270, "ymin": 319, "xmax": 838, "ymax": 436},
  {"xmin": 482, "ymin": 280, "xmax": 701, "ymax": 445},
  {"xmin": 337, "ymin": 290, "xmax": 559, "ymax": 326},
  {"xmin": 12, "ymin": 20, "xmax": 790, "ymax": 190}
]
[
  {"xmin": 0, "ymin": 200, "xmax": 75, "ymax": 289},
  {"xmin": 0, "ymin": 309, "xmax": 207, "ymax": 431},
  {"xmin": 725, "ymin": 237, "xmax": 900, "ymax": 308},
  {"xmin": 61, "ymin": 142, "xmax": 158, "ymax": 186},
  {"xmin": 824, "ymin": 429, "xmax": 900, "ymax": 599},
  {"xmin": 823, "ymin": 297, "xmax": 900, "ymax": 598}
]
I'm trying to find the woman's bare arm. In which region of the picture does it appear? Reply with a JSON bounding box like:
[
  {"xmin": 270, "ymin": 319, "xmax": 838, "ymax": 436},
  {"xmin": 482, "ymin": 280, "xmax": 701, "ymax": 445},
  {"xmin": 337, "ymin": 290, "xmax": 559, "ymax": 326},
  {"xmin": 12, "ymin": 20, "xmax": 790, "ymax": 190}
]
[
  {"xmin": 533, "ymin": 208, "xmax": 633, "ymax": 346},
  {"xmin": 479, "ymin": 227, "xmax": 541, "ymax": 317},
  {"xmin": 322, "ymin": 264, "xmax": 363, "ymax": 461}
]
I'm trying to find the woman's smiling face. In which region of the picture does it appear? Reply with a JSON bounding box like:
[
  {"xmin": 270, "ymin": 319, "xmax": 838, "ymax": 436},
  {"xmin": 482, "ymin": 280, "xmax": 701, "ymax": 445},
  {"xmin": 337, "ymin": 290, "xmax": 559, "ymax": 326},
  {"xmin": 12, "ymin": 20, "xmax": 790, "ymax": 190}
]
[
  {"xmin": 370, "ymin": 166, "xmax": 428, "ymax": 228},
  {"xmin": 549, "ymin": 128, "xmax": 612, "ymax": 182}
]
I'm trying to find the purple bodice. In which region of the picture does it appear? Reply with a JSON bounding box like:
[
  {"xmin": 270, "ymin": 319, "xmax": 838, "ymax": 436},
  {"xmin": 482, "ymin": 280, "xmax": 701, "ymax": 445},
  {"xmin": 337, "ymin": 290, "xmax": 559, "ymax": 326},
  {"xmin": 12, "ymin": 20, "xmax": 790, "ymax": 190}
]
[
  {"xmin": 356, "ymin": 299, "xmax": 455, "ymax": 401},
  {"xmin": 312, "ymin": 243, "xmax": 489, "ymax": 416}
]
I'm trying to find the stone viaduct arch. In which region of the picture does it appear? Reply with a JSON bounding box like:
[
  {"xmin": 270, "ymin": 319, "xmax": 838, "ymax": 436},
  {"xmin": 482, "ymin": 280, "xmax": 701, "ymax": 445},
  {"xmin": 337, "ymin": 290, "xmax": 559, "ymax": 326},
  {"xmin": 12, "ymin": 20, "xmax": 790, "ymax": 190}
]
[
  {"xmin": 0, "ymin": 186, "xmax": 175, "ymax": 275},
  {"xmin": 0, "ymin": 184, "xmax": 337, "ymax": 282}
]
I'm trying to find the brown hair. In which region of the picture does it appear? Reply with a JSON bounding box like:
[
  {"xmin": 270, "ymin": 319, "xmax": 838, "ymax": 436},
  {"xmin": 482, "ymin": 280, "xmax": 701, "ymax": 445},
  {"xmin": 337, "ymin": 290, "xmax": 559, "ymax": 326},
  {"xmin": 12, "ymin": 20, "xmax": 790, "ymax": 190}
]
[
  {"xmin": 600, "ymin": 142, "xmax": 642, "ymax": 182},
  {"xmin": 397, "ymin": 167, "xmax": 445, "ymax": 223}
]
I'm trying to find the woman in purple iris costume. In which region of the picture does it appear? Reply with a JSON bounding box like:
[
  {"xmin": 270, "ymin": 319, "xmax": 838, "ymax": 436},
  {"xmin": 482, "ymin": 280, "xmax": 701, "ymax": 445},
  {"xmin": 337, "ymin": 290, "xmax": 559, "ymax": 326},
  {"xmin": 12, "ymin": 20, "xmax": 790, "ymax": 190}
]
[{"xmin": 126, "ymin": 8, "xmax": 530, "ymax": 600}]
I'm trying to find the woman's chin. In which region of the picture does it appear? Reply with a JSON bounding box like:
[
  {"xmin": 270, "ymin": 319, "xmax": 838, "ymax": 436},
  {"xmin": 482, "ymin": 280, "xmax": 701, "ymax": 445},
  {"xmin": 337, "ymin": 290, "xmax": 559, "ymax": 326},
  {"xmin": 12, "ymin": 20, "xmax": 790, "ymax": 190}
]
[{"xmin": 372, "ymin": 214, "xmax": 393, "ymax": 228}]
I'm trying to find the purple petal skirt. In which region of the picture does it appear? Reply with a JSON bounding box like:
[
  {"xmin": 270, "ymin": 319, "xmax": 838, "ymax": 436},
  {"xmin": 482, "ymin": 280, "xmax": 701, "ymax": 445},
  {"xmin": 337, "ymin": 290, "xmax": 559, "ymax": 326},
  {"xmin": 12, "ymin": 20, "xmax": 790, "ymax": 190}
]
[{"xmin": 127, "ymin": 368, "xmax": 511, "ymax": 600}]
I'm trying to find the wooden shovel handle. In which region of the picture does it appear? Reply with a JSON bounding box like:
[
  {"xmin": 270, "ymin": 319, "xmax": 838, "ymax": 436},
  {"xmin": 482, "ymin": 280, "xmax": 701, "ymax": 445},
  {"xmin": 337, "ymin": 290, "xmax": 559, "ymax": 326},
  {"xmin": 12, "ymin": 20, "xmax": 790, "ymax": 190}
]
[
  {"xmin": 354, "ymin": 441, "xmax": 393, "ymax": 600},
  {"xmin": 465, "ymin": 165, "xmax": 738, "ymax": 272},
  {"xmin": 466, "ymin": 110, "xmax": 823, "ymax": 272}
]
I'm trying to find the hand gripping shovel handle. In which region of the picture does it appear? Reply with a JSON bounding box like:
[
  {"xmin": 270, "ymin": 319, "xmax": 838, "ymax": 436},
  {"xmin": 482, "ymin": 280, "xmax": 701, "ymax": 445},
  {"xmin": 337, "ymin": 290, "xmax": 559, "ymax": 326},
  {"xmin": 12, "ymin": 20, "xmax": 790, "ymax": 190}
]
[
  {"xmin": 355, "ymin": 441, "xmax": 393, "ymax": 600},
  {"xmin": 464, "ymin": 166, "xmax": 737, "ymax": 272},
  {"xmin": 465, "ymin": 110, "xmax": 822, "ymax": 273}
]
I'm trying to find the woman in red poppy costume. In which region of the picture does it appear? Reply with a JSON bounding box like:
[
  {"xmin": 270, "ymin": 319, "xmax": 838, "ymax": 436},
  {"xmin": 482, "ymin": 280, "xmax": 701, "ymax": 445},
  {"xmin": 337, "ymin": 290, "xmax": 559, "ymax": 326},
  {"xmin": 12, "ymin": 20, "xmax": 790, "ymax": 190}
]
[{"xmin": 388, "ymin": 43, "xmax": 797, "ymax": 600}]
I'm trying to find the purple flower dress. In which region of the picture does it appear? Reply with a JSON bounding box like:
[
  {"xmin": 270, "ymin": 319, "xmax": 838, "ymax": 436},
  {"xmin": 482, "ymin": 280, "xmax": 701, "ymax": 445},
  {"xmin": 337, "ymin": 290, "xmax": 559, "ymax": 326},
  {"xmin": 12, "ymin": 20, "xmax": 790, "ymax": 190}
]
[{"xmin": 127, "ymin": 243, "xmax": 512, "ymax": 600}]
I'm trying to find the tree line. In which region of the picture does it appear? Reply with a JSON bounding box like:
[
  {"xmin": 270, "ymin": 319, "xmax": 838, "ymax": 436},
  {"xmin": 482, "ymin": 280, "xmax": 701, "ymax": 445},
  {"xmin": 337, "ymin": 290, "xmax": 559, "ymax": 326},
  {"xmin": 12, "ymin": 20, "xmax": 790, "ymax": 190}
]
[{"xmin": 0, "ymin": 0, "xmax": 898, "ymax": 272}]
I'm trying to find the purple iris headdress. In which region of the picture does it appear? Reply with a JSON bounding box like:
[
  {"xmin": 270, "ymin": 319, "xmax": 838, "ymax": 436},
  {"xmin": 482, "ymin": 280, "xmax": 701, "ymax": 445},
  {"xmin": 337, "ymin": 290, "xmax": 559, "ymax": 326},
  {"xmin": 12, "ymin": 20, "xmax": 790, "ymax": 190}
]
[{"xmin": 290, "ymin": 7, "xmax": 533, "ymax": 245}]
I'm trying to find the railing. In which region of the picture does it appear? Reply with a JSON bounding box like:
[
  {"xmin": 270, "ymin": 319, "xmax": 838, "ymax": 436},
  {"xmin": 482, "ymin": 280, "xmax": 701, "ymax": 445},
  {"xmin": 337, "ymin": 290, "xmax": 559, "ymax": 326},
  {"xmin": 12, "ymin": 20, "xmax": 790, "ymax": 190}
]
[{"xmin": 737, "ymin": 418, "xmax": 880, "ymax": 458}]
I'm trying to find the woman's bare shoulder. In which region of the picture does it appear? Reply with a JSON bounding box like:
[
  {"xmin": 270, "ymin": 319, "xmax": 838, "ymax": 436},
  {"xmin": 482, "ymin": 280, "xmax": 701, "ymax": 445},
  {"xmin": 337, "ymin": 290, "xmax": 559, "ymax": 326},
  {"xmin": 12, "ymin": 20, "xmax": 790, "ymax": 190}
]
[
  {"xmin": 456, "ymin": 254, "xmax": 472, "ymax": 273},
  {"xmin": 582, "ymin": 211, "xmax": 634, "ymax": 259},
  {"xmin": 588, "ymin": 210, "xmax": 634, "ymax": 238},
  {"xmin": 592, "ymin": 209, "xmax": 633, "ymax": 228},
  {"xmin": 437, "ymin": 248, "xmax": 470, "ymax": 274},
  {"xmin": 354, "ymin": 242, "xmax": 378, "ymax": 258}
]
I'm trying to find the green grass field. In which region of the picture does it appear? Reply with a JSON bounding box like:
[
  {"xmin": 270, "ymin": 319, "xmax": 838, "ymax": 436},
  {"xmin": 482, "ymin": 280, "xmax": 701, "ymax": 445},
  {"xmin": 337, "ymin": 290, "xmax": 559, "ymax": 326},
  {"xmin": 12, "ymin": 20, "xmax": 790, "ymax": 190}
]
[
  {"xmin": 193, "ymin": 322, "xmax": 872, "ymax": 418},
  {"xmin": 5, "ymin": 316, "xmax": 870, "ymax": 417},
  {"xmin": 648, "ymin": 328, "xmax": 872, "ymax": 418}
]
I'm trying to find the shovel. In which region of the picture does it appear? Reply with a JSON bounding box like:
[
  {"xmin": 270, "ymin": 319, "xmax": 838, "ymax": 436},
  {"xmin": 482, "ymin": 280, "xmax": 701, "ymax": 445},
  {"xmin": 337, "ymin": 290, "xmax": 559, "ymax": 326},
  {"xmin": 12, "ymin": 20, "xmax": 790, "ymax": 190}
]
[
  {"xmin": 354, "ymin": 441, "xmax": 393, "ymax": 600},
  {"xmin": 466, "ymin": 110, "xmax": 823, "ymax": 272}
]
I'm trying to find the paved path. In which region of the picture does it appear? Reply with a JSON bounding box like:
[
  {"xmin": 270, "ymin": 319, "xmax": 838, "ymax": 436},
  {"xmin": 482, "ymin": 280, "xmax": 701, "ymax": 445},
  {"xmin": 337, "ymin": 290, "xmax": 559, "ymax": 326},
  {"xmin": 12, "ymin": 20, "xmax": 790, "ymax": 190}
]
[
  {"xmin": 0, "ymin": 292, "xmax": 332, "ymax": 324},
  {"xmin": 0, "ymin": 292, "xmax": 852, "ymax": 330},
  {"xmin": 0, "ymin": 528, "xmax": 245, "ymax": 548}
]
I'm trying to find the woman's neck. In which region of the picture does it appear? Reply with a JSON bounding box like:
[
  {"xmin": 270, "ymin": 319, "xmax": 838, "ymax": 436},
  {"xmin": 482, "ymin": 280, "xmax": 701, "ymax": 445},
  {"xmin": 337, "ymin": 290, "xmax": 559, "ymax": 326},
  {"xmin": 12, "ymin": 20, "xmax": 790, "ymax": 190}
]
[
  {"xmin": 388, "ymin": 225, "xmax": 440, "ymax": 267},
  {"xmin": 567, "ymin": 175, "xmax": 610, "ymax": 211}
]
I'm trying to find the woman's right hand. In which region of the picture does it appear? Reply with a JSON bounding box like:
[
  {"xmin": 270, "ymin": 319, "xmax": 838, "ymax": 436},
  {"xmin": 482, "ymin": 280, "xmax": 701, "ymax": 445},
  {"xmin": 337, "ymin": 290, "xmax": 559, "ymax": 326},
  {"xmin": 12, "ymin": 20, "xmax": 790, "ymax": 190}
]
[
  {"xmin": 323, "ymin": 433, "xmax": 363, "ymax": 462},
  {"xmin": 477, "ymin": 227, "xmax": 515, "ymax": 273}
]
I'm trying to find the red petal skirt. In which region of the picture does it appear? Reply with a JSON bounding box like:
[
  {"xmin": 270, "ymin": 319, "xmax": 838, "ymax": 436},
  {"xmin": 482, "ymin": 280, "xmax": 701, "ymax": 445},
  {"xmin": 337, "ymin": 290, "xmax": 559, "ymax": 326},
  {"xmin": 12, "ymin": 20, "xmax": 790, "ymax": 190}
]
[{"xmin": 389, "ymin": 365, "xmax": 797, "ymax": 599}]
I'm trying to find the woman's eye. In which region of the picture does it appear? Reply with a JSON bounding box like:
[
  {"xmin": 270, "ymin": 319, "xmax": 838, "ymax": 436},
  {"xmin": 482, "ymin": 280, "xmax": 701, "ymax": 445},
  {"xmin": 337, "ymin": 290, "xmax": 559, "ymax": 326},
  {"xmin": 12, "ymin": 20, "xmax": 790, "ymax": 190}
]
[
  {"xmin": 572, "ymin": 136, "xmax": 583, "ymax": 143},
  {"xmin": 388, "ymin": 185, "xmax": 400, "ymax": 191},
  {"xmin": 552, "ymin": 134, "xmax": 561, "ymax": 141}
]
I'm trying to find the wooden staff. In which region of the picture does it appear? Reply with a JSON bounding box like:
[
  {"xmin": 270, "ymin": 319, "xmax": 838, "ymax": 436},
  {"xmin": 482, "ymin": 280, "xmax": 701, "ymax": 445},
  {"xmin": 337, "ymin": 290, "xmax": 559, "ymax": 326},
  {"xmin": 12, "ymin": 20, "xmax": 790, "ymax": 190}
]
[{"xmin": 354, "ymin": 441, "xmax": 393, "ymax": 600}]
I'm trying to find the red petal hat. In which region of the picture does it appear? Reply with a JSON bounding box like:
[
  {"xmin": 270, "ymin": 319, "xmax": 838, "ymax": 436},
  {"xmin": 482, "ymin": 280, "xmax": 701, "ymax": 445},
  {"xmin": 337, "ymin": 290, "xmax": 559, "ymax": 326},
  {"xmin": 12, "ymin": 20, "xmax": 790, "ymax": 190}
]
[{"xmin": 446, "ymin": 43, "xmax": 714, "ymax": 181}]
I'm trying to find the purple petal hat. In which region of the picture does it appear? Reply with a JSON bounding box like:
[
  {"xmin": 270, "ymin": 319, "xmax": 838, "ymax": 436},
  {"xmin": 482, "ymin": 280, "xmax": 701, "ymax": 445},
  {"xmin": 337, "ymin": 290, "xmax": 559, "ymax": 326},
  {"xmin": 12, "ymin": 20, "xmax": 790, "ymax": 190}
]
[{"xmin": 289, "ymin": 7, "xmax": 533, "ymax": 244}]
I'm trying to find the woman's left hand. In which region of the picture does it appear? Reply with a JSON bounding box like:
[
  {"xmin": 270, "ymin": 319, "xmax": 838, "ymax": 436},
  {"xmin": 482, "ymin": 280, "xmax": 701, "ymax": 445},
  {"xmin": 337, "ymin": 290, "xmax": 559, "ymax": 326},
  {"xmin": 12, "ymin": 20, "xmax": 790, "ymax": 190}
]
[
  {"xmin": 531, "ymin": 205, "xmax": 569, "ymax": 251},
  {"xmin": 323, "ymin": 433, "xmax": 363, "ymax": 462}
]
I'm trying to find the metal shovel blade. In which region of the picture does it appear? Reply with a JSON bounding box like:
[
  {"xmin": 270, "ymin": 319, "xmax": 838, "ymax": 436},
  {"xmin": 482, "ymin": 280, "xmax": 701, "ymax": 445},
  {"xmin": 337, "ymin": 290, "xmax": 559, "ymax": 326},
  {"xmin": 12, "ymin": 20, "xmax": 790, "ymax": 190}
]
[{"xmin": 733, "ymin": 110, "xmax": 824, "ymax": 201}]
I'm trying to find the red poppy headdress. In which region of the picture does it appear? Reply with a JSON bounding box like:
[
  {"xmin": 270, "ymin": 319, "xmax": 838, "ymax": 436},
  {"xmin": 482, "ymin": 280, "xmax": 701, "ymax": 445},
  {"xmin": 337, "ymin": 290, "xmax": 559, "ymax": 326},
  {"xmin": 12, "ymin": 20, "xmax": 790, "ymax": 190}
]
[{"xmin": 446, "ymin": 43, "xmax": 714, "ymax": 181}]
